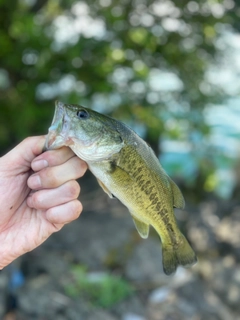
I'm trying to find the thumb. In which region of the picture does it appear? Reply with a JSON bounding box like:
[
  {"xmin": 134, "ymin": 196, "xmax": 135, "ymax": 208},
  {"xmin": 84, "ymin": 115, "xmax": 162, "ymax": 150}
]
[{"xmin": 4, "ymin": 136, "xmax": 46, "ymax": 170}]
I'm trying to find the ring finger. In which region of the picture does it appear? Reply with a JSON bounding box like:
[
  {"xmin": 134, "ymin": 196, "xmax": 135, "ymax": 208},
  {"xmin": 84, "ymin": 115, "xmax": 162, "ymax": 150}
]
[{"xmin": 28, "ymin": 156, "xmax": 87, "ymax": 190}]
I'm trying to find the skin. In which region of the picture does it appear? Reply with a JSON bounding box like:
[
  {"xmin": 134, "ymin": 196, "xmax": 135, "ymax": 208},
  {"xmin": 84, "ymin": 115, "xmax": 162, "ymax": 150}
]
[{"xmin": 0, "ymin": 135, "xmax": 87, "ymax": 269}]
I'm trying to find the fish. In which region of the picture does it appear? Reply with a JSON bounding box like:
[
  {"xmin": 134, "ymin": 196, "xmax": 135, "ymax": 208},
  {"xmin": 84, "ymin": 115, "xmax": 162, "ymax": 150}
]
[{"xmin": 44, "ymin": 101, "xmax": 197, "ymax": 275}]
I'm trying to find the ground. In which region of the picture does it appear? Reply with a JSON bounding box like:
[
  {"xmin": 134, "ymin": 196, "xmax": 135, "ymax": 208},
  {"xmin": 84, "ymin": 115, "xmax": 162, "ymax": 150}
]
[{"xmin": 1, "ymin": 172, "xmax": 240, "ymax": 320}]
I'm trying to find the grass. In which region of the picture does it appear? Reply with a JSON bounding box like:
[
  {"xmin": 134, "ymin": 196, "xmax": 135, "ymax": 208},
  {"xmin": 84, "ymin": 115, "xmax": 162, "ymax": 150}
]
[{"xmin": 64, "ymin": 264, "xmax": 134, "ymax": 308}]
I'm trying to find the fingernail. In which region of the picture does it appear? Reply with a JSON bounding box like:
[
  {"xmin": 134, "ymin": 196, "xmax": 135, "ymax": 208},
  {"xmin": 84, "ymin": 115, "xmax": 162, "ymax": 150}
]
[
  {"xmin": 28, "ymin": 175, "xmax": 41, "ymax": 189},
  {"xmin": 32, "ymin": 159, "xmax": 48, "ymax": 171}
]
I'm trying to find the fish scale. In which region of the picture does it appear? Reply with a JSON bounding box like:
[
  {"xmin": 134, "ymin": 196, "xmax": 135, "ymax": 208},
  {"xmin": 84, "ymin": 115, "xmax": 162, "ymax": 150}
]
[{"xmin": 45, "ymin": 101, "xmax": 197, "ymax": 275}]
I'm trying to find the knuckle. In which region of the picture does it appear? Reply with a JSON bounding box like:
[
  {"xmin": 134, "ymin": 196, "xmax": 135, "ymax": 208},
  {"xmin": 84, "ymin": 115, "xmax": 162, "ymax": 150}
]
[
  {"xmin": 23, "ymin": 137, "xmax": 32, "ymax": 144},
  {"xmin": 67, "ymin": 181, "xmax": 80, "ymax": 198},
  {"xmin": 46, "ymin": 147, "xmax": 74, "ymax": 166},
  {"xmin": 43, "ymin": 167, "xmax": 58, "ymax": 186},
  {"xmin": 41, "ymin": 150, "xmax": 53, "ymax": 164},
  {"xmin": 71, "ymin": 200, "xmax": 82, "ymax": 219},
  {"xmin": 80, "ymin": 161, "xmax": 88, "ymax": 174},
  {"xmin": 32, "ymin": 192, "xmax": 44, "ymax": 208},
  {"xmin": 73, "ymin": 157, "xmax": 88, "ymax": 176},
  {"xmin": 44, "ymin": 150, "xmax": 62, "ymax": 165}
]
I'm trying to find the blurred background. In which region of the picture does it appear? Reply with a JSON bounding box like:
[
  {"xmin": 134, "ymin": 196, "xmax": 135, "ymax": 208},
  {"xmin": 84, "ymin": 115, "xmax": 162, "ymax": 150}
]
[{"xmin": 0, "ymin": 0, "xmax": 240, "ymax": 319}]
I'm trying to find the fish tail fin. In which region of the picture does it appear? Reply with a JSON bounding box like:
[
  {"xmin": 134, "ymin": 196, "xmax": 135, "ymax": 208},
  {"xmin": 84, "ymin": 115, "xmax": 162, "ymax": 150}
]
[{"xmin": 162, "ymin": 233, "xmax": 197, "ymax": 275}]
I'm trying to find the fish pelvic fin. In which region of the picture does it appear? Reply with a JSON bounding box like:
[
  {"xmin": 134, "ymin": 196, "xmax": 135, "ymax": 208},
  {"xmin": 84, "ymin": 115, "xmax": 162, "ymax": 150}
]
[
  {"xmin": 97, "ymin": 178, "xmax": 115, "ymax": 199},
  {"xmin": 162, "ymin": 233, "xmax": 197, "ymax": 275}
]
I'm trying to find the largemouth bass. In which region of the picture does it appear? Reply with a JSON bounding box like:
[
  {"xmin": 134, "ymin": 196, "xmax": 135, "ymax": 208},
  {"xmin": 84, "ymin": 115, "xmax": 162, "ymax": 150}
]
[{"xmin": 45, "ymin": 101, "xmax": 197, "ymax": 275}]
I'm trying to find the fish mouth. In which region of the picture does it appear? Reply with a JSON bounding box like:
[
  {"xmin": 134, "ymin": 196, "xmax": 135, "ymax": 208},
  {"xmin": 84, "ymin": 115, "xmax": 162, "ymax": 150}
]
[
  {"xmin": 44, "ymin": 100, "xmax": 99, "ymax": 152},
  {"xmin": 45, "ymin": 130, "xmax": 74, "ymax": 150},
  {"xmin": 44, "ymin": 101, "xmax": 74, "ymax": 150}
]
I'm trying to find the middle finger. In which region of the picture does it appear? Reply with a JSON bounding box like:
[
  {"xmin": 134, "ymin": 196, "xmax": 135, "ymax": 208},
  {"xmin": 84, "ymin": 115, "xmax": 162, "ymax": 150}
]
[{"xmin": 28, "ymin": 156, "xmax": 87, "ymax": 189}]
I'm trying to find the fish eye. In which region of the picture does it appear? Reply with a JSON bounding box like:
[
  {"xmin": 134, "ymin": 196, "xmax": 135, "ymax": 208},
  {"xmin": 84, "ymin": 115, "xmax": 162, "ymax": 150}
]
[{"xmin": 76, "ymin": 109, "xmax": 89, "ymax": 119}]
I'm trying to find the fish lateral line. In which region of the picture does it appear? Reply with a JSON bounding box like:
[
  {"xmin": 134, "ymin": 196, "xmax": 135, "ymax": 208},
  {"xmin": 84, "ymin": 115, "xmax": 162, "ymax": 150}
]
[{"xmin": 45, "ymin": 100, "xmax": 197, "ymax": 276}]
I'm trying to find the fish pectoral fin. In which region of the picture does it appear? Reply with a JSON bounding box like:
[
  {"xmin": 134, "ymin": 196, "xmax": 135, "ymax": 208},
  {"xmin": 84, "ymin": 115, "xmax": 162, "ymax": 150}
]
[
  {"xmin": 168, "ymin": 177, "xmax": 185, "ymax": 209},
  {"xmin": 97, "ymin": 179, "xmax": 115, "ymax": 199},
  {"xmin": 131, "ymin": 216, "xmax": 149, "ymax": 239}
]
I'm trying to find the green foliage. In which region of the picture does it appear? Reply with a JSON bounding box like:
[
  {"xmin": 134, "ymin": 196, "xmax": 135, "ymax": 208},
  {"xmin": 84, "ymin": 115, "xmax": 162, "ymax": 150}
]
[
  {"xmin": 0, "ymin": 0, "xmax": 238, "ymax": 195},
  {"xmin": 0, "ymin": 1, "xmax": 233, "ymax": 147},
  {"xmin": 64, "ymin": 265, "xmax": 134, "ymax": 308}
]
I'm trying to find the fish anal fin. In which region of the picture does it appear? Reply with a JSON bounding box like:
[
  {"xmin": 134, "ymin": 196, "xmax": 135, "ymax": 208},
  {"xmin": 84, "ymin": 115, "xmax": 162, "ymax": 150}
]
[
  {"xmin": 97, "ymin": 178, "xmax": 115, "ymax": 199},
  {"xmin": 131, "ymin": 215, "xmax": 149, "ymax": 239},
  {"xmin": 168, "ymin": 178, "xmax": 185, "ymax": 209}
]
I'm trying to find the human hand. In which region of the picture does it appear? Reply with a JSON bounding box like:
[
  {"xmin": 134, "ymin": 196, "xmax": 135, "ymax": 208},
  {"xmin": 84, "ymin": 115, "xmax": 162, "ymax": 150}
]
[{"xmin": 0, "ymin": 136, "xmax": 87, "ymax": 269}]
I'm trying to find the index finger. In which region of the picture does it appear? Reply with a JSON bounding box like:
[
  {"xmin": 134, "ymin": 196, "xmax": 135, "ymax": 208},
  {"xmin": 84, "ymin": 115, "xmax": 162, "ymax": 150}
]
[{"xmin": 31, "ymin": 147, "xmax": 77, "ymax": 171}]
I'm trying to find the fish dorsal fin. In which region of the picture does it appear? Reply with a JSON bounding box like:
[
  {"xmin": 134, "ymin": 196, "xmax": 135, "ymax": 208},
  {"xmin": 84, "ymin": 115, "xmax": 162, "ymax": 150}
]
[
  {"xmin": 131, "ymin": 216, "xmax": 149, "ymax": 239},
  {"xmin": 168, "ymin": 178, "xmax": 185, "ymax": 209}
]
